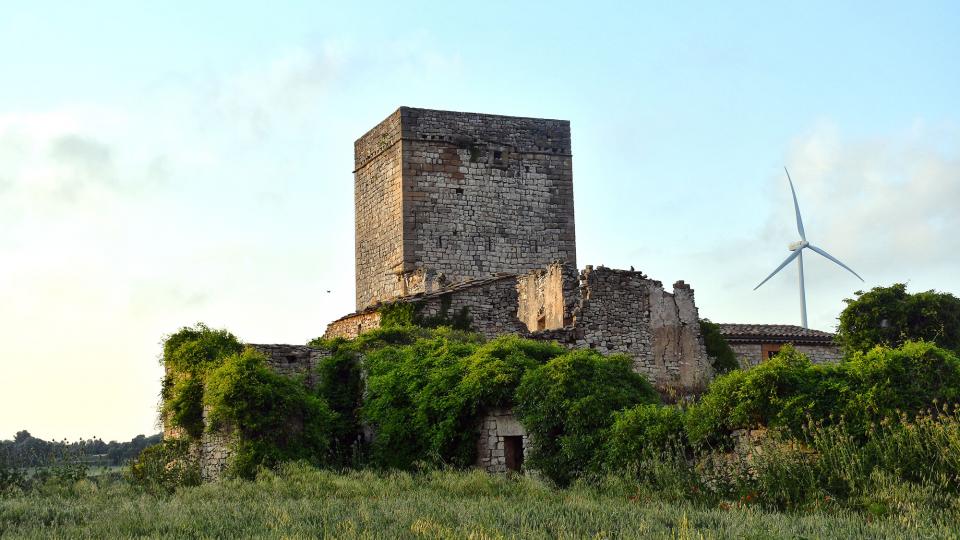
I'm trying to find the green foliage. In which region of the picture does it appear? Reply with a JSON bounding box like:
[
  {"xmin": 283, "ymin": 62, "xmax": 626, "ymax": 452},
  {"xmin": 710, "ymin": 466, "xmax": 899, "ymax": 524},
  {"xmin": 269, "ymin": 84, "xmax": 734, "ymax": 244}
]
[
  {"xmin": 515, "ymin": 349, "xmax": 660, "ymax": 485},
  {"xmin": 378, "ymin": 302, "xmax": 416, "ymax": 328},
  {"xmin": 128, "ymin": 439, "xmax": 200, "ymax": 494},
  {"xmin": 165, "ymin": 377, "xmax": 204, "ymax": 438},
  {"xmin": 837, "ymin": 283, "xmax": 960, "ymax": 355},
  {"xmin": 315, "ymin": 349, "xmax": 365, "ymax": 466},
  {"xmin": 839, "ymin": 341, "xmax": 960, "ymax": 427},
  {"xmin": 683, "ymin": 342, "xmax": 960, "ymax": 446},
  {"xmin": 361, "ymin": 331, "xmax": 565, "ymax": 469},
  {"xmin": 161, "ymin": 323, "xmax": 244, "ymax": 438},
  {"xmin": 699, "ymin": 318, "xmax": 739, "ymax": 374},
  {"xmin": 6, "ymin": 465, "xmax": 958, "ymax": 537},
  {"xmin": 203, "ymin": 349, "xmax": 338, "ymax": 478},
  {"xmin": 604, "ymin": 404, "xmax": 687, "ymax": 470},
  {"xmin": 162, "ymin": 323, "xmax": 244, "ymax": 376}
]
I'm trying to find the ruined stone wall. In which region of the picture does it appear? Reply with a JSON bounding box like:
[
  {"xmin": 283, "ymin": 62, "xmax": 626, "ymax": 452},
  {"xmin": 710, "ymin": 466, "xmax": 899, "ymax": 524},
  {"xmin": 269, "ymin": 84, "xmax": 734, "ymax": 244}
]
[
  {"xmin": 525, "ymin": 267, "xmax": 711, "ymax": 395},
  {"xmin": 354, "ymin": 109, "xmax": 405, "ymax": 310},
  {"xmin": 476, "ymin": 407, "xmax": 531, "ymax": 474},
  {"xmin": 413, "ymin": 276, "xmax": 527, "ymax": 340},
  {"xmin": 516, "ymin": 262, "xmax": 579, "ymax": 331},
  {"xmin": 324, "ymin": 310, "xmax": 383, "ymax": 341},
  {"xmin": 400, "ymin": 108, "xmax": 576, "ymax": 287}
]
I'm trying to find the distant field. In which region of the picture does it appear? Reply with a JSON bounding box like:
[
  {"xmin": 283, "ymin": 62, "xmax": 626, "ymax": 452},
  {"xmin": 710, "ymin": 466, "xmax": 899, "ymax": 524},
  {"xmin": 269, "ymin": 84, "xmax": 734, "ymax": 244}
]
[{"xmin": 1, "ymin": 465, "xmax": 955, "ymax": 539}]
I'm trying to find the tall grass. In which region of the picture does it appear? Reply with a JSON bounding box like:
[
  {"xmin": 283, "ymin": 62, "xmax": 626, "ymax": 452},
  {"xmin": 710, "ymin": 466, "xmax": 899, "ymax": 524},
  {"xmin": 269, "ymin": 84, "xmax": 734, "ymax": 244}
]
[
  {"xmin": 610, "ymin": 405, "xmax": 960, "ymax": 522},
  {"xmin": 2, "ymin": 464, "xmax": 956, "ymax": 539}
]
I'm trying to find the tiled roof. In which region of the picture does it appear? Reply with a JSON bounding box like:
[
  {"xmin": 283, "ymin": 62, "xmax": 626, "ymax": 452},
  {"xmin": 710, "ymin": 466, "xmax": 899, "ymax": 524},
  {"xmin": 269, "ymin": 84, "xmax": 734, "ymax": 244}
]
[{"xmin": 718, "ymin": 323, "xmax": 836, "ymax": 344}]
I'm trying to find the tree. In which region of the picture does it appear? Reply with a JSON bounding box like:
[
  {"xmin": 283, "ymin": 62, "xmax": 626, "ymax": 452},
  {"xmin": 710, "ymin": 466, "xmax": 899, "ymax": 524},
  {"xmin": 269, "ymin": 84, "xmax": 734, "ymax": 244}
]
[
  {"xmin": 13, "ymin": 430, "xmax": 31, "ymax": 443},
  {"xmin": 837, "ymin": 284, "xmax": 960, "ymax": 354},
  {"xmin": 699, "ymin": 319, "xmax": 739, "ymax": 374}
]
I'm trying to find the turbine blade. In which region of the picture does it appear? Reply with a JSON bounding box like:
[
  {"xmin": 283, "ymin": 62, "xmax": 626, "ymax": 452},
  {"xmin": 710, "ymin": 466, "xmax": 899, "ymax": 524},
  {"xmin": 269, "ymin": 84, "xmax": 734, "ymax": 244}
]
[
  {"xmin": 785, "ymin": 167, "xmax": 806, "ymax": 241},
  {"xmin": 754, "ymin": 249, "xmax": 803, "ymax": 290},
  {"xmin": 807, "ymin": 244, "xmax": 865, "ymax": 282}
]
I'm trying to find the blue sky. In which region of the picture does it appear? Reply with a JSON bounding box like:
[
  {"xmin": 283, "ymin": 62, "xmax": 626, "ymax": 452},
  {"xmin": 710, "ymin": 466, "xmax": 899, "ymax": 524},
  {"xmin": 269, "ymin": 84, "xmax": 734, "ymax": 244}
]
[{"xmin": 1, "ymin": 1, "xmax": 958, "ymax": 440}]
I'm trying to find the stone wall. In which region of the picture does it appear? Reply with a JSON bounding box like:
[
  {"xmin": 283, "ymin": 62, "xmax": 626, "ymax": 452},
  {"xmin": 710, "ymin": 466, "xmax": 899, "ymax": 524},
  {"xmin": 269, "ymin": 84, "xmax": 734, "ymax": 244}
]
[
  {"xmin": 353, "ymin": 107, "xmax": 578, "ymax": 311},
  {"xmin": 354, "ymin": 109, "xmax": 405, "ymax": 310},
  {"xmin": 476, "ymin": 407, "xmax": 531, "ymax": 474},
  {"xmin": 324, "ymin": 310, "xmax": 383, "ymax": 341},
  {"xmin": 413, "ymin": 275, "xmax": 528, "ymax": 340},
  {"xmin": 401, "ymin": 108, "xmax": 577, "ymax": 289},
  {"xmin": 731, "ymin": 342, "xmax": 842, "ymax": 368},
  {"xmin": 516, "ymin": 262, "xmax": 579, "ymax": 331},
  {"xmin": 523, "ymin": 267, "xmax": 712, "ymax": 395}
]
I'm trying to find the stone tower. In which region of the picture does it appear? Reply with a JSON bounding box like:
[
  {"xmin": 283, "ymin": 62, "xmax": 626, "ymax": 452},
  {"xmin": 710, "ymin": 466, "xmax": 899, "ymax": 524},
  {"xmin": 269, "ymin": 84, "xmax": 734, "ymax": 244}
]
[{"xmin": 353, "ymin": 107, "xmax": 577, "ymax": 310}]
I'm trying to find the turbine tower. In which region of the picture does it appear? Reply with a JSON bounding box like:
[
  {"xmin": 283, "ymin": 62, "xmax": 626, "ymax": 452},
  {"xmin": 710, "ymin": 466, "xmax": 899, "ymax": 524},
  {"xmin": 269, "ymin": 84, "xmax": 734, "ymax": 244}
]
[{"xmin": 754, "ymin": 168, "xmax": 864, "ymax": 328}]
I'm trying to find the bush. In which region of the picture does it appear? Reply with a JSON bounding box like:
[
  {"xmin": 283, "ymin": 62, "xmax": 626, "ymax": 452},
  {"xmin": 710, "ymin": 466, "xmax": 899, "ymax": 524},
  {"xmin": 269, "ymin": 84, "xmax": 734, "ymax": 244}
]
[
  {"xmin": 128, "ymin": 439, "xmax": 200, "ymax": 493},
  {"xmin": 315, "ymin": 349, "xmax": 365, "ymax": 466},
  {"xmin": 837, "ymin": 283, "xmax": 960, "ymax": 355},
  {"xmin": 700, "ymin": 319, "xmax": 739, "ymax": 374},
  {"xmin": 162, "ymin": 323, "xmax": 244, "ymax": 376},
  {"xmin": 515, "ymin": 349, "xmax": 660, "ymax": 485},
  {"xmin": 361, "ymin": 330, "xmax": 567, "ymax": 470},
  {"xmin": 683, "ymin": 342, "xmax": 960, "ymax": 446},
  {"xmin": 203, "ymin": 349, "xmax": 338, "ymax": 478},
  {"xmin": 604, "ymin": 404, "xmax": 687, "ymax": 470},
  {"xmin": 161, "ymin": 323, "xmax": 244, "ymax": 438}
]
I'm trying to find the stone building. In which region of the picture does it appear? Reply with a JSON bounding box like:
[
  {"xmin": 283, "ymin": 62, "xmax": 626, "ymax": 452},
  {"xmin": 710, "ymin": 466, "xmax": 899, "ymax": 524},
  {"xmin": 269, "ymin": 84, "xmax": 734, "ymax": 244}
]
[
  {"xmin": 718, "ymin": 323, "xmax": 842, "ymax": 368},
  {"xmin": 330, "ymin": 107, "xmax": 714, "ymax": 395},
  {"xmin": 353, "ymin": 107, "xmax": 577, "ymax": 311},
  {"xmin": 172, "ymin": 107, "xmax": 717, "ymax": 479}
]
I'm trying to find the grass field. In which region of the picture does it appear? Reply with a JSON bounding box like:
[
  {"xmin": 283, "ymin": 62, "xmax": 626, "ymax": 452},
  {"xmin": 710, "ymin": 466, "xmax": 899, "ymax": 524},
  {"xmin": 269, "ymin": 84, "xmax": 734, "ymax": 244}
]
[{"xmin": 1, "ymin": 464, "xmax": 957, "ymax": 539}]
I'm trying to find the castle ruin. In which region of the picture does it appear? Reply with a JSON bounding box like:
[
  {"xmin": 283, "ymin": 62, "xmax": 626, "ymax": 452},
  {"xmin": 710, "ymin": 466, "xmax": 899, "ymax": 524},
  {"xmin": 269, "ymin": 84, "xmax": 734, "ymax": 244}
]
[
  {"xmin": 327, "ymin": 107, "xmax": 713, "ymax": 394},
  {"xmin": 174, "ymin": 107, "xmax": 717, "ymax": 479}
]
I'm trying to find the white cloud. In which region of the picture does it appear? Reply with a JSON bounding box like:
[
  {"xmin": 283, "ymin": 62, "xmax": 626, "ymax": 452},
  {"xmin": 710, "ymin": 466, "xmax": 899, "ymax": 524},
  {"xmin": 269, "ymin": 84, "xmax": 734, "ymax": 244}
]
[{"xmin": 782, "ymin": 120, "xmax": 960, "ymax": 271}]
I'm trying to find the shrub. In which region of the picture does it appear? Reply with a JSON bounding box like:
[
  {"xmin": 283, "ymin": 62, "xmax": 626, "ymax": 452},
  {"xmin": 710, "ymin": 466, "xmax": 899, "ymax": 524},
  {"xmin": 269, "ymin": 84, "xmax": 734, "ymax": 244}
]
[
  {"xmin": 683, "ymin": 342, "xmax": 960, "ymax": 445},
  {"xmin": 699, "ymin": 319, "xmax": 739, "ymax": 374},
  {"xmin": 838, "ymin": 341, "xmax": 960, "ymax": 432},
  {"xmin": 837, "ymin": 283, "xmax": 960, "ymax": 355},
  {"xmin": 604, "ymin": 404, "xmax": 687, "ymax": 470},
  {"xmin": 128, "ymin": 439, "xmax": 200, "ymax": 493},
  {"xmin": 162, "ymin": 323, "xmax": 244, "ymax": 376},
  {"xmin": 315, "ymin": 349, "xmax": 365, "ymax": 466},
  {"xmin": 515, "ymin": 349, "xmax": 660, "ymax": 485},
  {"xmin": 203, "ymin": 349, "xmax": 338, "ymax": 478},
  {"xmin": 161, "ymin": 323, "xmax": 244, "ymax": 438},
  {"xmin": 361, "ymin": 330, "xmax": 565, "ymax": 470}
]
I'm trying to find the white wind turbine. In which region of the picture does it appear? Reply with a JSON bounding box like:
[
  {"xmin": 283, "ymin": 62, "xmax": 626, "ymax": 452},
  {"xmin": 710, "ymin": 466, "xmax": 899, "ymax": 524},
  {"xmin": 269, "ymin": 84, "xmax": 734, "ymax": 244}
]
[{"xmin": 754, "ymin": 168, "xmax": 864, "ymax": 328}]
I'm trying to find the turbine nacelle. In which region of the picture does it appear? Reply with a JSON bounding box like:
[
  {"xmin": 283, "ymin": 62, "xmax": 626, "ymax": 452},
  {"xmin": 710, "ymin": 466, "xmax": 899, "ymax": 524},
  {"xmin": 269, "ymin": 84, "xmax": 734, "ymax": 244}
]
[{"xmin": 788, "ymin": 240, "xmax": 808, "ymax": 251}]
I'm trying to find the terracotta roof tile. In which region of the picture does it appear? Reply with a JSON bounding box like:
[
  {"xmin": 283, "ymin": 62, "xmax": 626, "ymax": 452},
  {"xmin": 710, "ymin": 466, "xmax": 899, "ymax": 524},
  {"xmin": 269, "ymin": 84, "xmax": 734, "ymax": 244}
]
[{"xmin": 718, "ymin": 323, "xmax": 836, "ymax": 344}]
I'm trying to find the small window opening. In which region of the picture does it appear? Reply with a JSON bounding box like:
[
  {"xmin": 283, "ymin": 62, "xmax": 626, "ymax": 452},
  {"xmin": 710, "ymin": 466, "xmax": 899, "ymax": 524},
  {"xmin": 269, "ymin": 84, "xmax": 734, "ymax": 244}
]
[
  {"xmin": 455, "ymin": 188, "xmax": 463, "ymax": 194},
  {"xmin": 493, "ymin": 150, "xmax": 502, "ymax": 160}
]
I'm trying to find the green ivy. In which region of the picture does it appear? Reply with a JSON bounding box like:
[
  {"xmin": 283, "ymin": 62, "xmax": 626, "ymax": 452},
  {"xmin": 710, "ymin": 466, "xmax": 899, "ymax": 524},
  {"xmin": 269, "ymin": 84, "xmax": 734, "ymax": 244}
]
[
  {"xmin": 515, "ymin": 349, "xmax": 660, "ymax": 486},
  {"xmin": 699, "ymin": 318, "xmax": 739, "ymax": 374},
  {"xmin": 204, "ymin": 349, "xmax": 337, "ymax": 478}
]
